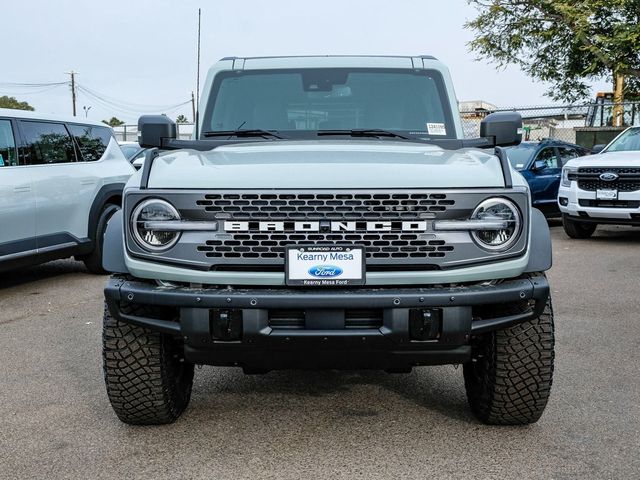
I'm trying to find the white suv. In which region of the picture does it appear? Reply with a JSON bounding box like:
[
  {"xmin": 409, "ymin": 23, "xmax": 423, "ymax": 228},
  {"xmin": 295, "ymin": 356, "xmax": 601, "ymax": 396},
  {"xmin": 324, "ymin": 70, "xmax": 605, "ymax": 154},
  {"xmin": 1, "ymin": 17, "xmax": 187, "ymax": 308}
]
[
  {"xmin": 558, "ymin": 126, "xmax": 640, "ymax": 238},
  {"xmin": 0, "ymin": 108, "xmax": 134, "ymax": 273}
]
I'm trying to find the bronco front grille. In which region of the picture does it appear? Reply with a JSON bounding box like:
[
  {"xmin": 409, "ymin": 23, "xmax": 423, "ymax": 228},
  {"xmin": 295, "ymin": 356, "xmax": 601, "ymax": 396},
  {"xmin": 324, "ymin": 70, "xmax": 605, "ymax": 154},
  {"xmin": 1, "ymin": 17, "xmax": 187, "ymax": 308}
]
[
  {"xmin": 576, "ymin": 167, "xmax": 640, "ymax": 192},
  {"xmin": 197, "ymin": 233, "xmax": 454, "ymax": 260},
  {"xmin": 195, "ymin": 192, "xmax": 456, "ymax": 262},
  {"xmin": 195, "ymin": 192, "xmax": 455, "ymax": 220},
  {"xmin": 124, "ymin": 188, "xmax": 531, "ymax": 271}
]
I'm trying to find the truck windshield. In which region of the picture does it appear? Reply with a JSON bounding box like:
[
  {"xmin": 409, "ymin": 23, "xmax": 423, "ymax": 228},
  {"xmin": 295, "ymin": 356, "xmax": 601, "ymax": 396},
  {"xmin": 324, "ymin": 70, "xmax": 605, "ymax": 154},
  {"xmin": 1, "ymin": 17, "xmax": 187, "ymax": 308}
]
[
  {"xmin": 505, "ymin": 144, "xmax": 537, "ymax": 169},
  {"xmin": 203, "ymin": 68, "xmax": 455, "ymax": 139},
  {"xmin": 606, "ymin": 127, "xmax": 640, "ymax": 152}
]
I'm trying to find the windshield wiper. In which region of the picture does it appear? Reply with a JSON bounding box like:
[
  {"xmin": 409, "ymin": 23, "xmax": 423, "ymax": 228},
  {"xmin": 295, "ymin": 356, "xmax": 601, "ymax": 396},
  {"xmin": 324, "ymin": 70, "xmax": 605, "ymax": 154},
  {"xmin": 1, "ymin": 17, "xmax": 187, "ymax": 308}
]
[
  {"xmin": 317, "ymin": 129, "xmax": 414, "ymax": 140},
  {"xmin": 203, "ymin": 129, "xmax": 285, "ymax": 139}
]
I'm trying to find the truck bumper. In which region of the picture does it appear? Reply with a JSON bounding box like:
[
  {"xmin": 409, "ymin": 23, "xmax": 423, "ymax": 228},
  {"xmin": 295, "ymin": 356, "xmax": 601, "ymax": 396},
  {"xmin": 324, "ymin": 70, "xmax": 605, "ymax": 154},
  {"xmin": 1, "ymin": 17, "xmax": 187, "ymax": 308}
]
[
  {"xmin": 104, "ymin": 275, "xmax": 549, "ymax": 371},
  {"xmin": 558, "ymin": 184, "xmax": 640, "ymax": 224}
]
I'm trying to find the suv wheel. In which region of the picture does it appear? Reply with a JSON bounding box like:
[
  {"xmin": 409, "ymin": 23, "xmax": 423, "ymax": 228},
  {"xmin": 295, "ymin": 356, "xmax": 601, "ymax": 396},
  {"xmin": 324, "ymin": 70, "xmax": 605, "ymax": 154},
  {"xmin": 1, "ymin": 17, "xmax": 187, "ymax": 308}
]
[
  {"xmin": 83, "ymin": 204, "xmax": 120, "ymax": 274},
  {"xmin": 463, "ymin": 295, "xmax": 554, "ymax": 425},
  {"xmin": 102, "ymin": 302, "xmax": 194, "ymax": 425},
  {"xmin": 562, "ymin": 214, "xmax": 596, "ymax": 239}
]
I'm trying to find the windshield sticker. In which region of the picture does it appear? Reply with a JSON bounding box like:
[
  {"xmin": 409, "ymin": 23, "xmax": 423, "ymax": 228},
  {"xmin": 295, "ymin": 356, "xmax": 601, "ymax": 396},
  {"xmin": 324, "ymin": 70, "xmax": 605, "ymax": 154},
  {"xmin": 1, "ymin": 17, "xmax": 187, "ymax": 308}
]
[
  {"xmin": 516, "ymin": 163, "xmax": 524, "ymax": 168},
  {"xmin": 427, "ymin": 123, "xmax": 447, "ymax": 136}
]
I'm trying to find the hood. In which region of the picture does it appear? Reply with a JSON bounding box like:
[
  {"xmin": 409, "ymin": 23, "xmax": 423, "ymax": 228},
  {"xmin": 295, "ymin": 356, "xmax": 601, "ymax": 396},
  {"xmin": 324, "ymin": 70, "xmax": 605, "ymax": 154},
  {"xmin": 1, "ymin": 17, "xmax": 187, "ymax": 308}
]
[
  {"xmin": 145, "ymin": 140, "xmax": 507, "ymax": 189},
  {"xmin": 565, "ymin": 150, "xmax": 640, "ymax": 169}
]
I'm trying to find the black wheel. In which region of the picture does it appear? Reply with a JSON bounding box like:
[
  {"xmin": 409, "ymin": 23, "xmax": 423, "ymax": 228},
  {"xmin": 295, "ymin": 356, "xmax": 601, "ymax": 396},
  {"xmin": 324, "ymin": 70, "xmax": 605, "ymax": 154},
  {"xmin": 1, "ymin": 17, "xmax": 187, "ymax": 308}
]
[
  {"xmin": 83, "ymin": 204, "xmax": 120, "ymax": 274},
  {"xmin": 463, "ymin": 295, "xmax": 555, "ymax": 425},
  {"xmin": 562, "ymin": 214, "xmax": 596, "ymax": 239},
  {"xmin": 102, "ymin": 302, "xmax": 194, "ymax": 425}
]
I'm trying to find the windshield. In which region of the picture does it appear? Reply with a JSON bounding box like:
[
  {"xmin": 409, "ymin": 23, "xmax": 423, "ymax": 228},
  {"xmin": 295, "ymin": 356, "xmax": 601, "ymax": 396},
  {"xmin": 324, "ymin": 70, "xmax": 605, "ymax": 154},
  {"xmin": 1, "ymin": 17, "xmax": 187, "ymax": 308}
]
[
  {"xmin": 505, "ymin": 144, "xmax": 537, "ymax": 169},
  {"xmin": 606, "ymin": 127, "xmax": 640, "ymax": 152},
  {"xmin": 203, "ymin": 68, "xmax": 455, "ymax": 139}
]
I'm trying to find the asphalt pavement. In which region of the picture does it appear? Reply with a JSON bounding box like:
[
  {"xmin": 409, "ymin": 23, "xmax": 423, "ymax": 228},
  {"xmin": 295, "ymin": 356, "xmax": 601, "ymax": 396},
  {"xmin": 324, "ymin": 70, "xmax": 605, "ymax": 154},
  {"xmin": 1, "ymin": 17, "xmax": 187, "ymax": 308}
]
[{"xmin": 1, "ymin": 224, "xmax": 639, "ymax": 480}]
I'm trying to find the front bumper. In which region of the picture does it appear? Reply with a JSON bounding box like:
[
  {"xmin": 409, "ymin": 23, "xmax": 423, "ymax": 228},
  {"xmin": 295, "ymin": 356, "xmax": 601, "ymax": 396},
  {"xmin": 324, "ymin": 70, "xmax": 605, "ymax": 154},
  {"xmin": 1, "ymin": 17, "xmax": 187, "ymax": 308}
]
[
  {"xmin": 104, "ymin": 275, "xmax": 549, "ymax": 371},
  {"xmin": 558, "ymin": 184, "xmax": 640, "ymax": 224}
]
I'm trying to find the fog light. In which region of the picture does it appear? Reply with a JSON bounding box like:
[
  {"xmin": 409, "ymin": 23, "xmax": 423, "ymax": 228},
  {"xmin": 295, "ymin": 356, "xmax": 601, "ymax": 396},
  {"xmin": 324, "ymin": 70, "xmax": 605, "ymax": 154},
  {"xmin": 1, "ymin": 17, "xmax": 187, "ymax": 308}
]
[{"xmin": 559, "ymin": 197, "xmax": 569, "ymax": 207}]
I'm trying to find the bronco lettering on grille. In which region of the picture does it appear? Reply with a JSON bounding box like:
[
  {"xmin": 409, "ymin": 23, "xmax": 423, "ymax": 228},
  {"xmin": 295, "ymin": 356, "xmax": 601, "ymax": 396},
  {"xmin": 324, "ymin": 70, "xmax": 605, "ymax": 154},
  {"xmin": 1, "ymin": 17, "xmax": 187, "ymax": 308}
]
[{"xmin": 223, "ymin": 221, "xmax": 429, "ymax": 232}]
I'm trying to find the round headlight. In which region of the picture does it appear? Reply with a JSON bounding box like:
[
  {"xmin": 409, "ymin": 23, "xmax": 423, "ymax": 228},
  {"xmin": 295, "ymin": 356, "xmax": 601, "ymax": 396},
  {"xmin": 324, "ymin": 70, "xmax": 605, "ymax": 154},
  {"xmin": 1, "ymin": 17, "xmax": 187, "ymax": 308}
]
[
  {"xmin": 131, "ymin": 199, "xmax": 181, "ymax": 251},
  {"xmin": 471, "ymin": 198, "xmax": 522, "ymax": 251}
]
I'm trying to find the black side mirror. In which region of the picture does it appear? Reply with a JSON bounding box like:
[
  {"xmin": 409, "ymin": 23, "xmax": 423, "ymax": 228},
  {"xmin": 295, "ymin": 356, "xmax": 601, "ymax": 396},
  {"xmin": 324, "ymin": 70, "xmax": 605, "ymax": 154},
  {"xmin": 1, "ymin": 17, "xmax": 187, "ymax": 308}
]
[
  {"xmin": 138, "ymin": 115, "xmax": 177, "ymax": 148},
  {"xmin": 591, "ymin": 144, "xmax": 606, "ymax": 154},
  {"xmin": 480, "ymin": 112, "xmax": 523, "ymax": 147},
  {"xmin": 532, "ymin": 160, "xmax": 547, "ymax": 171}
]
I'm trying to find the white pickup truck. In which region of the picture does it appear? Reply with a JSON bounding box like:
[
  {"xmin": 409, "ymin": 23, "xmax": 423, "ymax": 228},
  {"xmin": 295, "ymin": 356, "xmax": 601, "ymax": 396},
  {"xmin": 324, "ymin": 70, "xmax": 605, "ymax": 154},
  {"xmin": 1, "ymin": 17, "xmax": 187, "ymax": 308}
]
[{"xmin": 559, "ymin": 126, "xmax": 640, "ymax": 238}]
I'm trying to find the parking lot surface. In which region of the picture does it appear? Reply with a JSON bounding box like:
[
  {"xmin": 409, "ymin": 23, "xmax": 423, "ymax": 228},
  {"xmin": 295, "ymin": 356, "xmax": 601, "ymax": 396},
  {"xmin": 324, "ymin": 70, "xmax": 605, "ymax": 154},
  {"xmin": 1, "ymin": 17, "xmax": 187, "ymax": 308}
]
[{"xmin": 1, "ymin": 225, "xmax": 639, "ymax": 480}]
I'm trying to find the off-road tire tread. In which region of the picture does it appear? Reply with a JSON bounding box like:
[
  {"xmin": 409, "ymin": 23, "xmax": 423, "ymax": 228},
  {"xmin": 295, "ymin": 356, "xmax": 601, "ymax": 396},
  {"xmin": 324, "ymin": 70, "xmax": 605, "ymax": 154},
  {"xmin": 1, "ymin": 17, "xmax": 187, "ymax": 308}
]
[
  {"xmin": 464, "ymin": 298, "xmax": 555, "ymax": 425},
  {"xmin": 102, "ymin": 302, "xmax": 194, "ymax": 425},
  {"xmin": 562, "ymin": 215, "xmax": 596, "ymax": 239}
]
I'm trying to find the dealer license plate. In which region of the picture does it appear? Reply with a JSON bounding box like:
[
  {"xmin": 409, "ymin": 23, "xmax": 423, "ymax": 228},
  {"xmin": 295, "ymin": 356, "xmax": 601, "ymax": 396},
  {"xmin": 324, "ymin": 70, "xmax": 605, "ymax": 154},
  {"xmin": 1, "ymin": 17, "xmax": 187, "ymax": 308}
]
[
  {"xmin": 286, "ymin": 245, "xmax": 365, "ymax": 286},
  {"xmin": 596, "ymin": 189, "xmax": 618, "ymax": 200}
]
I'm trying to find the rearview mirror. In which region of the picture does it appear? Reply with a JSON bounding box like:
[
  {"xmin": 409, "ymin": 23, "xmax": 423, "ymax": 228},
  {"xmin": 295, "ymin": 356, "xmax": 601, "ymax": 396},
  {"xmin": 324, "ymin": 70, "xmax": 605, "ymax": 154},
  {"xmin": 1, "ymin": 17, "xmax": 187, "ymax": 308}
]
[
  {"xmin": 591, "ymin": 144, "xmax": 606, "ymax": 154},
  {"xmin": 138, "ymin": 115, "xmax": 177, "ymax": 148},
  {"xmin": 480, "ymin": 112, "xmax": 523, "ymax": 147}
]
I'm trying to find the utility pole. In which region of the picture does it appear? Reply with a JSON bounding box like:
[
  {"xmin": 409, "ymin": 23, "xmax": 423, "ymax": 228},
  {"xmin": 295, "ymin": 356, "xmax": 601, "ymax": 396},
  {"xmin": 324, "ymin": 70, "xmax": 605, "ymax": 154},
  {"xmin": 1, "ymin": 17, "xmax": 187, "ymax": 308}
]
[
  {"xmin": 191, "ymin": 91, "xmax": 196, "ymax": 123},
  {"xmin": 66, "ymin": 71, "xmax": 77, "ymax": 116},
  {"xmin": 195, "ymin": 8, "xmax": 201, "ymax": 135}
]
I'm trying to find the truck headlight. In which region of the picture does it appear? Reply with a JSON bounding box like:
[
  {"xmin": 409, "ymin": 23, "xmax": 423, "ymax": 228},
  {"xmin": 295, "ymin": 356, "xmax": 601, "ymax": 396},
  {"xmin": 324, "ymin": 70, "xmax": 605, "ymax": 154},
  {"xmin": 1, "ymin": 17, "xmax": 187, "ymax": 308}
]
[
  {"xmin": 470, "ymin": 198, "xmax": 521, "ymax": 251},
  {"xmin": 131, "ymin": 199, "xmax": 181, "ymax": 251},
  {"xmin": 561, "ymin": 167, "xmax": 576, "ymax": 187}
]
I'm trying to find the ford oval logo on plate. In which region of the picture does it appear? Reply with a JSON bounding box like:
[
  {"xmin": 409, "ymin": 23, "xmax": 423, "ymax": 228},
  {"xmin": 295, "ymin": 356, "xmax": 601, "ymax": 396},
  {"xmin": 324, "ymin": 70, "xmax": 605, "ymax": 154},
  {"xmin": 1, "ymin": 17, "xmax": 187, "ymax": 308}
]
[
  {"xmin": 308, "ymin": 265, "xmax": 344, "ymax": 278},
  {"xmin": 599, "ymin": 172, "xmax": 619, "ymax": 182}
]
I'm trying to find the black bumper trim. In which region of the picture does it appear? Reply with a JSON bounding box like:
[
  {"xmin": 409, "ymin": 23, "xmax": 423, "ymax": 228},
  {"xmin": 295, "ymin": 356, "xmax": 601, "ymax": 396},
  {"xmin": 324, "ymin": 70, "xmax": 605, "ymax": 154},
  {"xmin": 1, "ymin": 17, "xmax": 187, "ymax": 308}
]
[
  {"xmin": 566, "ymin": 213, "xmax": 640, "ymax": 226},
  {"xmin": 105, "ymin": 275, "xmax": 549, "ymax": 335}
]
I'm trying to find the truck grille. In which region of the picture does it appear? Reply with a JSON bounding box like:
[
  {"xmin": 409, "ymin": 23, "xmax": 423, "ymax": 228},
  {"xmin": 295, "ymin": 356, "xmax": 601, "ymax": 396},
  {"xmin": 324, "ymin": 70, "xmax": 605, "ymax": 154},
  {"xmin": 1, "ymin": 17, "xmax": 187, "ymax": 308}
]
[
  {"xmin": 577, "ymin": 167, "xmax": 640, "ymax": 192},
  {"xmin": 196, "ymin": 192, "xmax": 455, "ymax": 220},
  {"xmin": 197, "ymin": 233, "xmax": 454, "ymax": 260},
  {"xmin": 195, "ymin": 192, "xmax": 456, "ymax": 262}
]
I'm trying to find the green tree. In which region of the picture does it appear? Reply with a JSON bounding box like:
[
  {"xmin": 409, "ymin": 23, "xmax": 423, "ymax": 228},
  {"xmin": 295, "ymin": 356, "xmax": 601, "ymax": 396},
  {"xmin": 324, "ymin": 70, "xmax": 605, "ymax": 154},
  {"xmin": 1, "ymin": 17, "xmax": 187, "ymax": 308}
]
[
  {"xmin": 0, "ymin": 95, "xmax": 35, "ymax": 111},
  {"xmin": 175, "ymin": 114, "xmax": 189, "ymax": 123},
  {"xmin": 102, "ymin": 117, "xmax": 125, "ymax": 127},
  {"xmin": 466, "ymin": 0, "xmax": 640, "ymax": 124}
]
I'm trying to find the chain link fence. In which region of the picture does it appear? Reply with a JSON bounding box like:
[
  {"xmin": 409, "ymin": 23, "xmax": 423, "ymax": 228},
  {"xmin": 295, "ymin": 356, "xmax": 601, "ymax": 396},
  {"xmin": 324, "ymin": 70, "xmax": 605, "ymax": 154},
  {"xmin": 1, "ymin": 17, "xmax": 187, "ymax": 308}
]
[{"xmin": 460, "ymin": 101, "xmax": 640, "ymax": 148}]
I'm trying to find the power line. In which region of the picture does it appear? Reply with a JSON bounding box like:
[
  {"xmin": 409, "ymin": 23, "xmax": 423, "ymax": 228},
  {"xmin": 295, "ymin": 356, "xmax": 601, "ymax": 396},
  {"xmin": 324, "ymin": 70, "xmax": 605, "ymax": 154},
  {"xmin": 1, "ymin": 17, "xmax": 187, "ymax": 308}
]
[
  {"xmin": 76, "ymin": 86, "xmax": 190, "ymax": 117},
  {"xmin": 0, "ymin": 84, "xmax": 66, "ymax": 96},
  {"xmin": 1, "ymin": 77, "xmax": 192, "ymax": 119},
  {"xmin": 0, "ymin": 81, "xmax": 67, "ymax": 88},
  {"xmin": 77, "ymin": 84, "xmax": 191, "ymax": 111}
]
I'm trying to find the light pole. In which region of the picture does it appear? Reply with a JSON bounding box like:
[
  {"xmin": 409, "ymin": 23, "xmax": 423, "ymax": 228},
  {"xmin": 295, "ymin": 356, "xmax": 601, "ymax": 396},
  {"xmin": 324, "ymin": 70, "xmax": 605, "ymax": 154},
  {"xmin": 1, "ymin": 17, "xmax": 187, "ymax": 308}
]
[{"xmin": 83, "ymin": 106, "xmax": 92, "ymax": 117}]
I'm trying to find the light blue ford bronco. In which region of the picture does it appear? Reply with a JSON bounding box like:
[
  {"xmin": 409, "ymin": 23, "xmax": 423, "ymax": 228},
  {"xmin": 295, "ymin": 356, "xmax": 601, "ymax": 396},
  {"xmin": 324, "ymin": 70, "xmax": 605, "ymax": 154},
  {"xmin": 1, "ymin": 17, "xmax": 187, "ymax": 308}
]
[{"xmin": 101, "ymin": 55, "xmax": 554, "ymax": 425}]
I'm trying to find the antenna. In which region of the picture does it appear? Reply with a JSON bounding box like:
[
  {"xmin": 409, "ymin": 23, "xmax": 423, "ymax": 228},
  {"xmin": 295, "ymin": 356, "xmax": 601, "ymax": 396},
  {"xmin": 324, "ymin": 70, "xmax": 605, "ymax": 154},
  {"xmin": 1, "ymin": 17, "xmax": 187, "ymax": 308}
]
[{"xmin": 195, "ymin": 8, "xmax": 201, "ymax": 137}]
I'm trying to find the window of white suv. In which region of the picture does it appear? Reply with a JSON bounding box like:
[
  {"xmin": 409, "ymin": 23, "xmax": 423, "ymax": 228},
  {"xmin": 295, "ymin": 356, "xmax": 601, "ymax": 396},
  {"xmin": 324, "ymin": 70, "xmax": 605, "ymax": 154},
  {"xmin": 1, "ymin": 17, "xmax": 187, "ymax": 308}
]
[
  {"xmin": 20, "ymin": 121, "xmax": 77, "ymax": 164},
  {"xmin": 0, "ymin": 120, "xmax": 17, "ymax": 167},
  {"xmin": 68, "ymin": 124, "xmax": 113, "ymax": 162}
]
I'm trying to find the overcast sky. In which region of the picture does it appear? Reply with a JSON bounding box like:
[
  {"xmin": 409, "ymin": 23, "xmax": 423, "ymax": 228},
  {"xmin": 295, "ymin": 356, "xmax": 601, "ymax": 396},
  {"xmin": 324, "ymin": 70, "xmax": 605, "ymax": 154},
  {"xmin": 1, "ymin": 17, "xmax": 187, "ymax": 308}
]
[{"xmin": 1, "ymin": 0, "xmax": 610, "ymax": 124}]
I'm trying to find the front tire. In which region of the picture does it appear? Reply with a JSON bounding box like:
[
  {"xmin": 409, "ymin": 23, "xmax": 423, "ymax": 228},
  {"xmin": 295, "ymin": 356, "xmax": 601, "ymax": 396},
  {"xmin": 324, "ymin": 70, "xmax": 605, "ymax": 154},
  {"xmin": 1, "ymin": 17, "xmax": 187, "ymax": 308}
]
[
  {"xmin": 463, "ymin": 297, "xmax": 555, "ymax": 425},
  {"xmin": 102, "ymin": 302, "xmax": 194, "ymax": 425},
  {"xmin": 562, "ymin": 214, "xmax": 596, "ymax": 239},
  {"xmin": 83, "ymin": 204, "xmax": 120, "ymax": 274}
]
